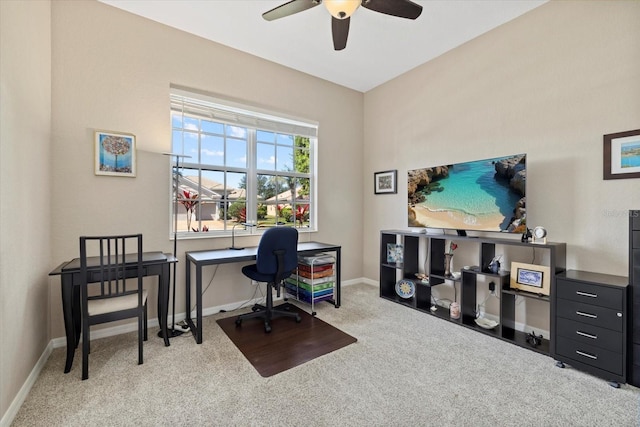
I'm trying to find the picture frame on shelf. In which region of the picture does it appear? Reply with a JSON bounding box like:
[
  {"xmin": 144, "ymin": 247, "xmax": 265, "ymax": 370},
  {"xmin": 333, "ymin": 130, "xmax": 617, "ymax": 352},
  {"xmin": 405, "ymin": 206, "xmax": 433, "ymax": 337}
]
[
  {"xmin": 386, "ymin": 243, "xmax": 403, "ymax": 265},
  {"xmin": 603, "ymin": 129, "xmax": 640, "ymax": 180},
  {"xmin": 95, "ymin": 130, "xmax": 136, "ymax": 177},
  {"xmin": 374, "ymin": 169, "xmax": 397, "ymax": 194},
  {"xmin": 509, "ymin": 262, "xmax": 550, "ymax": 296}
]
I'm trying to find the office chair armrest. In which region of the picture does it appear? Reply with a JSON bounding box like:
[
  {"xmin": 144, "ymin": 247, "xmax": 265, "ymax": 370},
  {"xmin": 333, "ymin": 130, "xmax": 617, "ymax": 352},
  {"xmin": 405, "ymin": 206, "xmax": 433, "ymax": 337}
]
[{"xmin": 273, "ymin": 249, "xmax": 286, "ymax": 297}]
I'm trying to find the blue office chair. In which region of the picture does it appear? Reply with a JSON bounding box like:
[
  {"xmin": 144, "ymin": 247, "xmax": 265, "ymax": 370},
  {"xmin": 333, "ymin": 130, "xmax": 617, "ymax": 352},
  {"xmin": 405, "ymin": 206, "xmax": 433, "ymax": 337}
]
[{"xmin": 235, "ymin": 227, "xmax": 301, "ymax": 333}]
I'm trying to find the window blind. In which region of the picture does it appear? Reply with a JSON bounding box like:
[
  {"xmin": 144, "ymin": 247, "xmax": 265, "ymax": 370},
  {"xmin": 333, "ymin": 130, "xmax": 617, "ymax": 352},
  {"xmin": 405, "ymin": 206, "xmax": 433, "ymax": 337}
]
[{"xmin": 170, "ymin": 89, "xmax": 318, "ymax": 138}]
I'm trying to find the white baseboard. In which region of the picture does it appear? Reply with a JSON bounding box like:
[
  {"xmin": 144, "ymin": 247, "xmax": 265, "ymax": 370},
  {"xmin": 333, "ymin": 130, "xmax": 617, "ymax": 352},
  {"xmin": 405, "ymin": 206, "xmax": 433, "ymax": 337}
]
[
  {"xmin": 358, "ymin": 277, "xmax": 378, "ymax": 287},
  {"xmin": 50, "ymin": 296, "xmax": 263, "ymax": 349},
  {"xmin": 0, "ymin": 341, "xmax": 53, "ymax": 427},
  {"xmin": 51, "ymin": 278, "xmax": 369, "ymax": 348}
]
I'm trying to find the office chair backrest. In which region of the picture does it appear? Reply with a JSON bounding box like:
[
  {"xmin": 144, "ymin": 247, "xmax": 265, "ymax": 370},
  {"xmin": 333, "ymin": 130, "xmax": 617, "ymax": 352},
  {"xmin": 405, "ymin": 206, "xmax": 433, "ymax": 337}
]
[{"xmin": 255, "ymin": 227, "xmax": 298, "ymax": 276}]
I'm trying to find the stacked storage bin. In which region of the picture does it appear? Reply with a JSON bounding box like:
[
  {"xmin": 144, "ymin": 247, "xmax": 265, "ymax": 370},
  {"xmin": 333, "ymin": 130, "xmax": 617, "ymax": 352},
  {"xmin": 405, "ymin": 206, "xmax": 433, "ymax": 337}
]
[{"xmin": 285, "ymin": 253, "xmax": 336, "ymax": 315}]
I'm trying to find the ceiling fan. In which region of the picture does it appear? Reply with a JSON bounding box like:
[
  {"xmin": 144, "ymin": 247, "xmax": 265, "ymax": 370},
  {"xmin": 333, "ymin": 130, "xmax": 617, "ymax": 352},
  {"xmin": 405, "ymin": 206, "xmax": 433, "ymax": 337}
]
[{"xmin": 262, "ymin": 0, "xmax": 423, "ymax": 51}]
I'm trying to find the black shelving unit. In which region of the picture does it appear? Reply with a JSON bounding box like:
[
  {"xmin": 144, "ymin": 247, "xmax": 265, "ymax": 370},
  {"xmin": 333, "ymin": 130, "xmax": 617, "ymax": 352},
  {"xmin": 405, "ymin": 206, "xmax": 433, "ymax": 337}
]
[
  {"xmin": 629, "ymin": 210, "xmax": 640, "ymax": 386},
  {"xmin": 379, "ymin": 230, "xmax": 566, "ymax": 355}
]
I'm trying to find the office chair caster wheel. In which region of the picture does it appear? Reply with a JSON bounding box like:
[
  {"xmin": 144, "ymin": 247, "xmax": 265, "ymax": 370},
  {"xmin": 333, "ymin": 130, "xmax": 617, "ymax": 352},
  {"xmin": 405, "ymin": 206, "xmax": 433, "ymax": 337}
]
[
  {"xmin": 264, "ymin": 324, "xmax": 272, "ymax": 333},
  {"xmin": 295, "ymin": 315, "xmax": 301, "ymax": 323},
  {"xmin": 235, "ymin": 318, "xmax": 242, "ymax": 327}
]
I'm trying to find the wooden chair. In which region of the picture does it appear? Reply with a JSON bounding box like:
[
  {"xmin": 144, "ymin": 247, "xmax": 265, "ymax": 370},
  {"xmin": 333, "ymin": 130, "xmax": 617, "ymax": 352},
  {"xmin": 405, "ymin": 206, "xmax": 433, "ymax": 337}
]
[{"xmin": 79, "ymin": 234, "xmax": 147, "ymax": 380}]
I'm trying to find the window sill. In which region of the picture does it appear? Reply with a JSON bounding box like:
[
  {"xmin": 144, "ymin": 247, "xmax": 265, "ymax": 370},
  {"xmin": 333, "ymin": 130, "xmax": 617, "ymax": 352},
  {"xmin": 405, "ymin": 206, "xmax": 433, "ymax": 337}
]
[{"xmin": 170, "ymin": 227, "xmax": 316, "ymax": 241}]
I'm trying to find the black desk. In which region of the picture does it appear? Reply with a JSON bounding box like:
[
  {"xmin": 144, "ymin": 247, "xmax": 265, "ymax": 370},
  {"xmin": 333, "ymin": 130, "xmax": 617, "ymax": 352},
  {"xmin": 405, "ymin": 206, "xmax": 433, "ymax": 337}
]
[
  {"xmin": 185, "ymin": 241, "xmax": 341, "ymax": 344},
  {"xmin": 49, "ymin": 252, "xmax": 177, "ymax": 373}
]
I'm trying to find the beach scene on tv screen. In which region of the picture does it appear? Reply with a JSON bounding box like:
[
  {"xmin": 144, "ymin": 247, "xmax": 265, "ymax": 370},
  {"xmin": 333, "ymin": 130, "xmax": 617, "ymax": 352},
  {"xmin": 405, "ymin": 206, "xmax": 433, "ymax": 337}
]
[{"xmin": 408, "ymin": 154, "xmax": 526, "ymax": 233}]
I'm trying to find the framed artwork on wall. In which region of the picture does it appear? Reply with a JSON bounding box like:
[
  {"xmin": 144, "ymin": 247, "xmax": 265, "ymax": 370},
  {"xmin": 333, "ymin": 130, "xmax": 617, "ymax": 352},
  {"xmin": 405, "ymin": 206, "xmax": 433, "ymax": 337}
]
[
  {"xmin": 95, "ymin": 130, "xmax": 136, "ymax": 177},
  {"xmin": 603, "ymin": 129, "xmax": 640, "ymax": 180},
  {"xmin": 374, "ymin": 169, "xmax": 397, "ymax": 194}
]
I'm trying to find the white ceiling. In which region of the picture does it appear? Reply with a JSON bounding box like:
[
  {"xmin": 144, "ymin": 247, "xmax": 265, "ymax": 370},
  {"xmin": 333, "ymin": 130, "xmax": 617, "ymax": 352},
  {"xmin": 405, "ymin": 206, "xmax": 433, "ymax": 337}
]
[{"xmin": 99, "ymin": 0, "xmax": 547, "ymax": 93}]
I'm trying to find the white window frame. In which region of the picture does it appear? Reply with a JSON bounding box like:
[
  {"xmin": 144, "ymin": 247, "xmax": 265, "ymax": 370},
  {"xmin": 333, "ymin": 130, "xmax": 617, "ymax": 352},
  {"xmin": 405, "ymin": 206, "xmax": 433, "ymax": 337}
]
[{"xmin": 169, "ymin": 87, "xmax": 318, "ymax": 239}]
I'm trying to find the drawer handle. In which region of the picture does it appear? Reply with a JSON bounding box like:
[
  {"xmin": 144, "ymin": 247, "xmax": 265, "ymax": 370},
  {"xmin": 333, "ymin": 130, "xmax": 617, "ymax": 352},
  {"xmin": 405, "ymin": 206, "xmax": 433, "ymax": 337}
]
[
  {"xmin": 576, "ymin": 350, "xmax": 597, "ymax": 360},
  {"xmin": 576, "ymin": 311, "xmax": 597, "ymax": 319},
  {"xmin": 576, "ymin": 330, "xmax": 597, "ymax": 340},
  {"xmin": 576, "ymin": 291, "xmax": 597, "ymax": 298}
]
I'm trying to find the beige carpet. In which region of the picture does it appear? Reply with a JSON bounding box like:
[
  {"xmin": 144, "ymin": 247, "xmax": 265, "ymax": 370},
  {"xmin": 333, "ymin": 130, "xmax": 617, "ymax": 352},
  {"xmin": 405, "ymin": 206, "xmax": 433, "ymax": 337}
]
[{"xmin": 10, "ymin": 283, "xmax": 640, "ymax": 426}]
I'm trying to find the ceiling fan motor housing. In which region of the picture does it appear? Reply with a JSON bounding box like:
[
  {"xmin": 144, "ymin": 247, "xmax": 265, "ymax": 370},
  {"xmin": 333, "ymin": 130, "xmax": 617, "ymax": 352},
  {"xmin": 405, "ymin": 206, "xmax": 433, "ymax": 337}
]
[{"xmin": 323, "ymin": 0, "xmax": 361, "ymax": 20}]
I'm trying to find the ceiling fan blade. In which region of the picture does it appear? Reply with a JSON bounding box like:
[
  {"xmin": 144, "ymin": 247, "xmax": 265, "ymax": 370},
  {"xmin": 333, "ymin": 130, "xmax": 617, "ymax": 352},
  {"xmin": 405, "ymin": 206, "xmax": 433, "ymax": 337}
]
[
  {"xmin": 262, "ymin": 0, "xmax": 321, "ymax": 21},
  {"xmin": 361, "ymin": 0, "xmax": 423, "ymax": 20},
  {"xmin": 331, "ymin": 16, "xmax": 350, "ymax": 51}
]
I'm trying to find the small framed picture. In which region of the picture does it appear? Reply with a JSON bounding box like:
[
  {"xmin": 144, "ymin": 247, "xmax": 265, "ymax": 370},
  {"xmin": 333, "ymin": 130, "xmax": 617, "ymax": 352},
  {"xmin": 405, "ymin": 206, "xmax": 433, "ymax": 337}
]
[
  {"xmin": 386, "ymin": 243, "xmax": 403, "ymax": 265},
  {"xmin": 95, "ymin": 130, "xmax": 136, "ymax": 177},
  {"xmin": 603, "ymin": 129, "xmax": 640, "ymax": 180},
  {"xmin": 374, "ymin": 170, "xmax": 397, "ymax": 194},
  {"xmin": 509, "ymin": 262, "xmax": 550, "ymax": 295}
]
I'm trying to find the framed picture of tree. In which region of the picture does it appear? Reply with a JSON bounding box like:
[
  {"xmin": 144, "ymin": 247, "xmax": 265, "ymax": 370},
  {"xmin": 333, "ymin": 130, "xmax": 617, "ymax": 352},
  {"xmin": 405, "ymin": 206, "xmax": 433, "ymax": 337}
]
[{"xmin": 94, "ymin": 130, "xmax": 136, "ymax": 177}]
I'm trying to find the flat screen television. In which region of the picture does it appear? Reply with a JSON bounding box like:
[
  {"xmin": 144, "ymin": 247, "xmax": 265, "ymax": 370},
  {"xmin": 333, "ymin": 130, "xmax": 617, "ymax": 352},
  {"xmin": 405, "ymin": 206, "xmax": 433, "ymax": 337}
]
[{"xmin": 408, "ymin": 154, "xmax": 526, "ymax": 234}]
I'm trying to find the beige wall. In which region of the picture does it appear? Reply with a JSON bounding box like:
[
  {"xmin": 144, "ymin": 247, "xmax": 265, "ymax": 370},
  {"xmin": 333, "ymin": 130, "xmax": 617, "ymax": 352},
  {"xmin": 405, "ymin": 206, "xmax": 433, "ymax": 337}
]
[
  {"xmin": 0, "ymin": 0, "xmax": 52, "ymax": 420},
  {"xmin": 363, "ymin": 1, "xmax": 640, "ymax": 282},
  {"xmin": 49, "ymin": 0, "xmax": 364, "ymax": 338},
  {"xmin": 3, "ymin": 0, "xmax": 640, "ymax": 422}
]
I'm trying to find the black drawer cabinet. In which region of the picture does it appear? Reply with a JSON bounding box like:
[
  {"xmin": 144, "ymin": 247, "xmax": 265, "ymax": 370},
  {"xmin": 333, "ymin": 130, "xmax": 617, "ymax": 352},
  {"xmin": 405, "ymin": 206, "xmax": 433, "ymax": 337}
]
[
  {"xmin": 556, "ymin": 318, "xmax": 623, "ymax": 353},
  {"xmin": 554, "ymin": 270, "xmax": 628, "ymax": 386},
  {"xmin": 630, "ymin": 210, "xmax": 640, "ymax": 386},
  {"xmin": 556, "ymin": 338, "xmax": 624, "ymax": 376},
  {"xmin": 556, "ymin": 280, "xmax": 624, "ymax": 310},
  {"xmin": 556, "ymin": 299, "xmax": 624, "ymax": 331}
]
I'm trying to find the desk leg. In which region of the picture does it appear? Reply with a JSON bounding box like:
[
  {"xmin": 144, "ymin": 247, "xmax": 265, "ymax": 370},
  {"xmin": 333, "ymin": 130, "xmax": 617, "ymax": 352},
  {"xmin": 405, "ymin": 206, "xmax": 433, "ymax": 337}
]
[
  {"xmin": 196, "ymin": 264, "xmax": 203, "ymax": 344},
  {"xmin": 184, "ymin": 260, "xmax": 203, "ymax": 344},
  {"xmin": 184, "ymin": 259, "xmax": 198, "ymax": 343},
  {"xmin": 61, "ymin": 277, "xmax": 75, "ymax": 373},
  {"xmin": 185, "ymin": 259, "xmax": 191, "ymax": 325},
  {"xmin": 72, "ymin": 285, "xmax": 81, "ymax": 347},
  {"xmin": 159, "ymin": 264, "xmax": 170, "ymax": 347}
]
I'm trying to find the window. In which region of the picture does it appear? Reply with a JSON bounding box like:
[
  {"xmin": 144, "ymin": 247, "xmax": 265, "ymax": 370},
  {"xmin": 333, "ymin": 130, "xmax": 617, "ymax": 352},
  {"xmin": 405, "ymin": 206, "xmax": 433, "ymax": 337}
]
[{"xmin": 170, "ymin": 89, "xmax": 317, "ymax": 238}]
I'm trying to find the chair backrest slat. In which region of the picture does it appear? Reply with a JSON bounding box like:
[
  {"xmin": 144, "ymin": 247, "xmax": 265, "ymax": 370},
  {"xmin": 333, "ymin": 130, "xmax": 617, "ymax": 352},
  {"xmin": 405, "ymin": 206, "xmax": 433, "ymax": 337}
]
[{"xmin": 80, "ymin": 234, "xmax": 143, "ymax": 300}]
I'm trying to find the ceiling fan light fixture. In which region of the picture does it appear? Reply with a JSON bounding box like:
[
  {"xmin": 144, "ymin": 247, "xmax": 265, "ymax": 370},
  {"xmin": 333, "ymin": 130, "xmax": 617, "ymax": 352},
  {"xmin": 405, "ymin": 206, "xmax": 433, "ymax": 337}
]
[{"xmin": 324, "ymin": 0, "xmax": 360, "ymax": 20}]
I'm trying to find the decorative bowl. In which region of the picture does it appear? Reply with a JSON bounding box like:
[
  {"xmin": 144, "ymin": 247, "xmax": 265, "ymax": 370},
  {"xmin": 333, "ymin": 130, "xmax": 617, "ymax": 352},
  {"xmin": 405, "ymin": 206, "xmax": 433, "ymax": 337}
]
[
  {"xmin": 395, "ymin": 279, "xmax": 415, "ymax": 299},
  {"xmin": 474, "ymin": 317, "xmax": 499, "ymax": 330}
]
